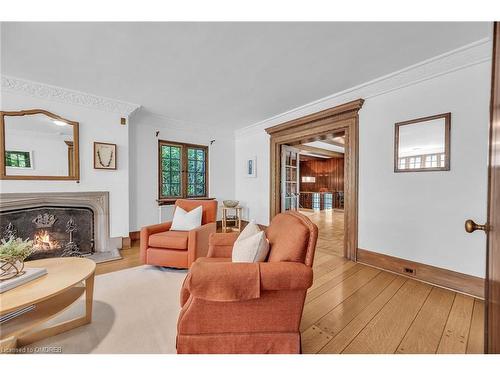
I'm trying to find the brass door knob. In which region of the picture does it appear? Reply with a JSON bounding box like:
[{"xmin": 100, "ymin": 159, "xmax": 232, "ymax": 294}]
[{"xmin": 465, "ymin": 219, "xmax": 488, "ymax": 233}]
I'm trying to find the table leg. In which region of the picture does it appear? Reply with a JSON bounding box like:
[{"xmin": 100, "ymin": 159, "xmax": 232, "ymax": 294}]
[
  {"xmin": 85, "ymin": 272, "xmax": 95, "ymax": 324},
  {"xmin": 15, "ymin": 274, "xmax": 95, "ymax": 348}
]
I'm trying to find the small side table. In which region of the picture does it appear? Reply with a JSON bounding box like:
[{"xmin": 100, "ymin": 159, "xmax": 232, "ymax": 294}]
[{"xmin": 222, "ymin": 206, "xmax": 242, "ymax": 232}]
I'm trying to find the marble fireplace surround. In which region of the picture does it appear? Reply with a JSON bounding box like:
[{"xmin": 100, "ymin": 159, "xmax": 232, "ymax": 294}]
[{"xmin": 0, "ymin": 191, "xmax": 121, "ymax": 262}]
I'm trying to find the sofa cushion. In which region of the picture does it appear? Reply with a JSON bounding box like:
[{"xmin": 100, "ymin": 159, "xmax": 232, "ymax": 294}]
[
  {"xmin": 265, "ymin": 214, "xmax": 310, "ymax": 263},
  {"xmin": 148, "ymin": 230, "xmax": 189, "ymax": 250}
]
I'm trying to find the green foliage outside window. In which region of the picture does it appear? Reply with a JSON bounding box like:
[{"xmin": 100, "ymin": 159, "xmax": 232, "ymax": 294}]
[
  {"xmin": 160, "ymin": 145, "xmax": 182, "ymax": 197},
  {"xmin": 187, "ymin": 148, "xmax": 206, "ymax": 197},
  {"xmin": 6, "ymin": 151, "xmax": 31, "ymax": 168},
  {"xmin": 159, "ymin": 142, "xmax": 207, "ymax": 199}
]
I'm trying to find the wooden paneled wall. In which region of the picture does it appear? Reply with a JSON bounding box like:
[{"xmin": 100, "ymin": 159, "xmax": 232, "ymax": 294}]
[{"xmin": 300, "ymin": 158, "xmax": 344, "ymax": 192}]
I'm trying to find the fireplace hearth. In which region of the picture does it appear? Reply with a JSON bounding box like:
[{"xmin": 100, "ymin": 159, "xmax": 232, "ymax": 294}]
[{"xmin": 1, "ymin": 206, "xmax": 95, "ymax": 260}]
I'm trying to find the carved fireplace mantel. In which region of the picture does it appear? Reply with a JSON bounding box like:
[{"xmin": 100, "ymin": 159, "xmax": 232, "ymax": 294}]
[{"xmin": 0, "ymin": 191, "xmax": 113, "ymax": 255}]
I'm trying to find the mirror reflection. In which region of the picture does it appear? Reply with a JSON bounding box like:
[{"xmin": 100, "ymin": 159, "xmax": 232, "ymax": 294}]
[
  {"xmin": 395, "ymin": 113, "xmax": 450, "ymax": 172},
  {"xmin": 4, "ymin": 112, "xmax": 77, "ymax": 177}
]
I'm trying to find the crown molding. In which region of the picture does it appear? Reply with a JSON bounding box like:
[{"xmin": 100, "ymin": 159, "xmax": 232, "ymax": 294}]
[
  {"xmin": 236, "ymin": 38, "xmax": 492, "ymax": 138},
  {"xmin": 1, "ymin": 75, "xmax": 141, "ymax": 116}
]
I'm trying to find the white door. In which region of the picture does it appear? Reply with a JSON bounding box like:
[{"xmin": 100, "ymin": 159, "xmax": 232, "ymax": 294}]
[{"xmin": 281, "ymin": 145, "xmax": 300, "ymax": 212}]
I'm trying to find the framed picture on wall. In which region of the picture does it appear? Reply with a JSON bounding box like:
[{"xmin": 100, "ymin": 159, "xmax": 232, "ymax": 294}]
[
  {"xmin": 245, "ymin": 156, "xmax": 257, "ymax": 178},
  {"xmin": 94, "ymin": 142, "xmax": 117, "ymax": 170}
]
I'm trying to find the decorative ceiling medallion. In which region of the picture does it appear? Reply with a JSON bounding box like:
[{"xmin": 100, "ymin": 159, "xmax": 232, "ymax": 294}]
[{"xmin": 1, "ymin": 75, "xmax": 140, "ymax": 116}]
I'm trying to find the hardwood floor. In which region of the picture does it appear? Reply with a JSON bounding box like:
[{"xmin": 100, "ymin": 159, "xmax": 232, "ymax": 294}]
[
  {"xmin": 301, "ymin": 208, "xmax": 485, "ymax": 354},
  {"xmin": 299, "ymin": 209, "xmax": 344, "ymax": 257},
  {"xmin": 97, "ymin": 210, "xmax": 484, "ymax": 353},
  {"xmin": 95, "ymin": 244, "xmax": 141, "ymax": 275}
]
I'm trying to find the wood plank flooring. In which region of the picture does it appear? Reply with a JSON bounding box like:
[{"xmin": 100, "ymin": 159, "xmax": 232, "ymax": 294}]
[
  {"xmin": 95, "ymin": 245, "xmax": 141, "ymax": 275},
  {"xmin": 300, "ymin": 208, "xmax": 485, "ymax": 354},
  {"xmin": 97, "ymin": 209, "xmax": 484, "ymax": 353},
  {"xmin": 300, "ymin": 209, "xmax": 344, "ymax": 257}
]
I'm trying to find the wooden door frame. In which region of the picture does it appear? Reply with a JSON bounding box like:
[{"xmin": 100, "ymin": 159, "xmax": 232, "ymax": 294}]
[
  {"xmin": 265, "ymin": 99, "xmax": 364, "ymax": 261},
  {"xmin": 486, "ymin": 21, "xmax": 500, "ymax": 354}
]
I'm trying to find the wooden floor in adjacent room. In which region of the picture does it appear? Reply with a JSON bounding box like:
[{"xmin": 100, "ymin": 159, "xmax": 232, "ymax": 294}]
[
  {"xmin": 97, "ymin": 209, "xmax": 484, "ymax": 354},
  {"xmin": 299, "ymin": 209, "xmax": 345, "ymax": 257}
]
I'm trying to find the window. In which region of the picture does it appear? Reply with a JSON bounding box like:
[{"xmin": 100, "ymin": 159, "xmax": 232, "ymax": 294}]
[
  {"xmin": 398, "ymin": 152, "xmax": 445, "ymax": 171},
  {"xmin": 408, "ymin": 156, "xmax": 421, "ymax": 169},
  {"xmin": 5, "ymin": 150, "xmax": 31, "ymax": 168},
  {"xmin": 425, "ymin": 154, "xmax": 438, "ymax": 168},
  {"xmin": 158, "ymin": 140, "xmax": 208, "ymax": 201}
]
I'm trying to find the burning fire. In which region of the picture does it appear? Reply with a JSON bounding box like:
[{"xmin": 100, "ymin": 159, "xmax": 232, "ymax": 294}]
[{"xmin": 33, "ymin": 230, "xmax": 59, "ymax": 251}]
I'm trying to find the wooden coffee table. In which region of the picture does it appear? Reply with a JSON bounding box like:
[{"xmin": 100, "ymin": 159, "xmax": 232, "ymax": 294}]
[{"xmin": 0, "ymin": 257, "xmax": 96, "ymax": 352}]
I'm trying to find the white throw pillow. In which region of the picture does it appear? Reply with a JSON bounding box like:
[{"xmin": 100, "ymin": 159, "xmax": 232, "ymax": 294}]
[
  {"xmin": 232, "ymin": 224, "xmax": 270, "ymax": 263},
  {"xmin": 170, "ymin": 206, "xmax": 202, "ymax": 231},
  {"xmin": 235, "ymin": 220, "xmax": 261, "ymax": 243}
]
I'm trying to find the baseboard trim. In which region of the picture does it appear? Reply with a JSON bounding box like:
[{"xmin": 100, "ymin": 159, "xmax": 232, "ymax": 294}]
[
  {"xmin": 121, "ymin": 237, "xmax": 132, "ymax": 249},
  {"xmin": 357, "ymin": 248, "xmax": 485, "ymax": 299},
  {"xmin": 129, "ymin": 231, "xmax": 140, "ymax": 241}
]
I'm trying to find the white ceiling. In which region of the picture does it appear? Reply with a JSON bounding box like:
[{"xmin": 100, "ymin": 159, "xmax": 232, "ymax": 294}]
[
  {"xmin": 0, "ymin": 22, "xmax": 491, "ymax": 131},
  {"xmin": 304, "ymin": 141, "xmax": 345, "ymax": 154}
]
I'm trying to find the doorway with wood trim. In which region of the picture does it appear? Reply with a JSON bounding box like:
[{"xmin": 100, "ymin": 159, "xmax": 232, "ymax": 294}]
[
  {"xmin": 265, "ymin": 99, "xmax": 363, "ymax": 261},
  {"xmin": 281, "ymin": 133, "xmax": 346, "ymax": 257}
]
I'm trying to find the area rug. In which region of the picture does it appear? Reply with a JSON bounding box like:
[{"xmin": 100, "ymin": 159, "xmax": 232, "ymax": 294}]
[{"xmin": 25, "ymin": 265, "xmax": 187, "ymax": 354}]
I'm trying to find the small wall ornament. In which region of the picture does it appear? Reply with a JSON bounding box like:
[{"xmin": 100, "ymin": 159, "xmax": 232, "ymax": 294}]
[
  {"xmin": 94, "ymin": 142, "xmax": 117, "ymax": 170},
  {"xmin": 245, "ymin": 156, "xmax": 257, "ymax": 178}
]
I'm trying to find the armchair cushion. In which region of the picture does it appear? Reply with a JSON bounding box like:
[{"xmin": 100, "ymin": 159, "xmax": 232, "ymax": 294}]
[
  {"xmin": 231, "ymin": 221, "xmax": 269, "ymax": 263},
  {"xmin": 171, "ymin": 205, "xmax": 202, "ymax": 231},
  {"xmin": 232, "ymin": 231, "xmax": 269, "ymax": 263},
  {"xmin": 266, "ymin": 213, "xmax": 311, "ymax": 263},
  {"xmin": 176, "ymin": 199, "xmax": 217, "ymax": 225},
  {"xmin": 148, "ymin": 230, "xmax": 189, "ymax": 250}
]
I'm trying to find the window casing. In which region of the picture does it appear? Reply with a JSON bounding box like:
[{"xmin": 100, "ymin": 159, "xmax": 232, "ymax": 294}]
[{"xmin": 158, "ymin": 140, "xmax": 208, "ymax": 201}]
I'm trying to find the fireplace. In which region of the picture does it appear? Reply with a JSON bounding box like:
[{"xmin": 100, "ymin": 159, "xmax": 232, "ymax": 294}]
[
  {"xmin": 0, "ymin": 192, "xmax": 121, "ymax": 263},
  {"xmin": 1, "ymin": 206, "xmax": 95, "ymax": 260}
]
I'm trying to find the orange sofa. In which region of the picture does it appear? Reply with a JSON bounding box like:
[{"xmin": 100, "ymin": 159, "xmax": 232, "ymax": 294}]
[
  {"xmin": 176, "ymin": 211, "xmax": 318, "ymax": 354},
  {"xmin": 140, "ymin": 199, "xmax": 218, "ymax": 269}
]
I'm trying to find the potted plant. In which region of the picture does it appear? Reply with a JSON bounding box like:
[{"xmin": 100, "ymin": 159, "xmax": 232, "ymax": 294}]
[{"xmin": 0, "ymin": 237, "xmax": 34, "ymax": 281}]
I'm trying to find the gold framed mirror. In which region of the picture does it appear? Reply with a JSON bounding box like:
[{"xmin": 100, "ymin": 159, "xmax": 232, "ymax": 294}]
[{"xmin": 0, "ymin": 109, "xmax": 80, "ymax": 180}]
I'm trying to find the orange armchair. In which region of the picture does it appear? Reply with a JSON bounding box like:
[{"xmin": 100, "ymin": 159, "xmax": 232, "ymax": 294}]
[
  {"xmin": 140, "ymin": 199, "xmax": 218, "ymax": 269},
  {"xmin": 176, "ymin": 211, "xmax": 318, "ymax": 354}
]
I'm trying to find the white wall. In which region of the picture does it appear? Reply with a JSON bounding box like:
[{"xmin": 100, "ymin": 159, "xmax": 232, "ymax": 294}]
[
  {"xmin": 234, "ymin": 132, "xmax": 270, "ymax": 225},
  {"xmin": 0, "ymin": 91, "xmax": 130, "ymax": 238},
  {"xmin": 129, "ymin": 112, "xmax": 235, "ymax": 231},
  {"xmin": 234, "ymin": 42, "xmax": 491, "ymax": 277},
  {"xmin": 358, "ymin": 63, "xmax": 490, "ymax": 278}
]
